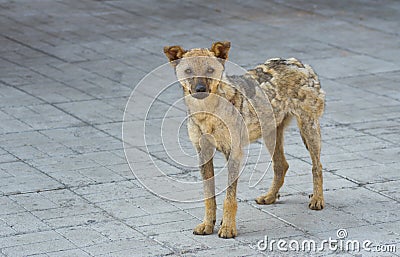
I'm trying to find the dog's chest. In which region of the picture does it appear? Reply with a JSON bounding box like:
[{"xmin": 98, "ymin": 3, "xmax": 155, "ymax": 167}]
[
  {"xmin": 188, "ymin": 110, "xmax": 236, "ymax": 154},
  {"xmin": 189, "ymin": 105, "xmax": 262, "ymax": 152},
  {"xmin": 192, "ymin": 113, "xmax": 230, "ymax": 140}
]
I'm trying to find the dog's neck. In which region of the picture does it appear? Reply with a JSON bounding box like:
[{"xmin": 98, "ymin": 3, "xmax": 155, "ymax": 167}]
[
  {"xmin": 217, "ymin": 72, "xmax": 237, "ymax": 104},
  {"xmin": 185, "ymin": 93, "xmax": 220, "ymax": 116}
]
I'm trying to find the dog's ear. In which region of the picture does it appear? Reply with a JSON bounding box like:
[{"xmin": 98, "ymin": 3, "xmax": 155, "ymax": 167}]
[
  {"xmin": 163, "ymin": 46, "xmax": 186, "ymax": 63},
  {"xmin": 210, "ymin": 41, "xmax": 231, "ymax": 60}
]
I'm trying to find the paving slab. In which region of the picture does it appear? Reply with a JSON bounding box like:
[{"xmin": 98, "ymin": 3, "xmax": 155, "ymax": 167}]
[{"xmin": 0, "ymin": 0, "xmax": 399, "ymax": 256}]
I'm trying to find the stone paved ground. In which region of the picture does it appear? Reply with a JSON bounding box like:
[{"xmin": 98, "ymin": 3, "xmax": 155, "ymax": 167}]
[{"xmin": 0, "ymin": 0, "xmax": 399, "ymax": 256}]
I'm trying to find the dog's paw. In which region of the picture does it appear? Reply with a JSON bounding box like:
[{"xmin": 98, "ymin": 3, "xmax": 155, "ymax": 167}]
[
  {"xmin": 308, "ymin": 194, "xmax": 324, "ymax": 210},
  {"xmin": 218, "ymin": 222, "xmax": 237, "ymax": 239},
  {"xmin": 255, "ymin": 193, "xmax": 280, "ymax": 205},
  {"xmin": 193, "ymin": 222, "xmax": 214, "ymax": 235}
]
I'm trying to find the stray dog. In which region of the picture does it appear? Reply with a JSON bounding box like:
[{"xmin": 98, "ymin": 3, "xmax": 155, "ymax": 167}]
[{"xmin": 164, "ymin": 42, "xmax": 325, "ymax": 238}]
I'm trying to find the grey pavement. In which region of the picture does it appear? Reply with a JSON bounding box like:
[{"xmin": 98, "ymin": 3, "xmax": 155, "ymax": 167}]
[{"xmin": 0, "ymin": 0, "xmax": 400, "ymax": 256}]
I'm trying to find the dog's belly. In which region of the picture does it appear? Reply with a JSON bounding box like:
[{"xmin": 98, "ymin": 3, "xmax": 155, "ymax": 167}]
[{"xmin": 245, "ymin": 121, "xmax": 262, "ymax": 143}]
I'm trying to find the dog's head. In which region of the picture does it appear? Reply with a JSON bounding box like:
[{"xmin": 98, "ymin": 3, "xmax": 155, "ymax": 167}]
[{"xmin": 164, "ymin": 41, "xmax": 231, "ymax": 99}]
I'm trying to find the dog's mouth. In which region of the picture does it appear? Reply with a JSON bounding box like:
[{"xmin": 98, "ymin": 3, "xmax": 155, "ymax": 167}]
[
  {"xmin": 191, "ymin": 92, "xmax": 209, "ymax": 99},
  {"xmin": 189, "ymin": 90, "xmax": 211, "ymax": 100}
]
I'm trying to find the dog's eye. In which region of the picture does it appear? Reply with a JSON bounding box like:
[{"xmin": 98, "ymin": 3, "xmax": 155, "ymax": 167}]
[
  {"xmin": 207, "ymin": 67, "xmax": 215, "ymax": 73},
  {"xmin": 184, "ymin": 68, "xmax": 192, "ymax": 74}
]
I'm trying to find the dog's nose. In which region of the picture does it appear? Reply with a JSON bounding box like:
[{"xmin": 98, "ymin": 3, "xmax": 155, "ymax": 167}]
[{"xmin": 195, "ymin": 84, "xmax": 207, "ymax": 93}]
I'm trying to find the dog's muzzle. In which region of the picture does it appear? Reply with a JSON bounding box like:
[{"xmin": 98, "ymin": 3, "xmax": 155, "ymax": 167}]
[{"xmin": 192, "ymin": 83, "xmax": 209, "ymax": 99}]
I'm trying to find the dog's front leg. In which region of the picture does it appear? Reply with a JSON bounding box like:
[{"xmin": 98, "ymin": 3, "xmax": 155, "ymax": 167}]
[
  {"xmin": 193, "ymin": 135, "xmax": 216, "ymax": 235},
  {"xmin": 218, "ymin": 150, "xmax": 242, "ymax": 239}
]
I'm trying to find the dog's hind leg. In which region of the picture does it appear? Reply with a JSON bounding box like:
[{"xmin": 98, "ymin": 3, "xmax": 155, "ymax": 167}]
[
  {"xmin": 296, "ymin": 115, "xmax": 324, "ymax": 210},
  {"xmin": 193, "ymin": 135, "xmax": 216, "ymax": 235},
  {"xmin": 256, "ymin": 116, "xmax": 291, "ymax": 205}
]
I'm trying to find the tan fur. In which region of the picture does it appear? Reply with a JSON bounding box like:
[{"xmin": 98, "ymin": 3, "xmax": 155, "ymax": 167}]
[{"xmin": 164, "ymin": 42, "xmax": 325, "ymax": 238}]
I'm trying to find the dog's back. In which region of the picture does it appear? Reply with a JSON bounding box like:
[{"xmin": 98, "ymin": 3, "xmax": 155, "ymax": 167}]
[{"xmin": 246, "ymin": 58, "xmax": 325, "ymax": 126}]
